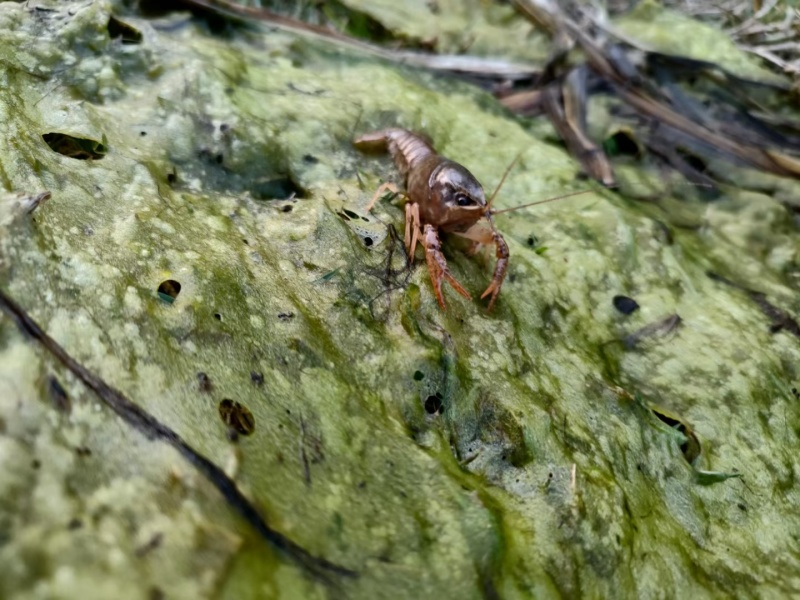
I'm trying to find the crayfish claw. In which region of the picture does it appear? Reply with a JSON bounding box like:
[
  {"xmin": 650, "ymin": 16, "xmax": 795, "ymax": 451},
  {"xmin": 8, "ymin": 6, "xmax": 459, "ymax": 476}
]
[
  {"xmin": 423, "ymin": 224, "xmax": 471, "ymax": 309},
  {"xmin": 480, "ymin": 280, "xmax": 501, "ymax": 312}
]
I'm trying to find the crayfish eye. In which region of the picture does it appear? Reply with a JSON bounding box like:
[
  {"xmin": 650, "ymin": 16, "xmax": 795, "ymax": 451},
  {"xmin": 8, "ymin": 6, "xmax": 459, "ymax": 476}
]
[{"xmin": 455, "ymin": 193, "xmax": 472, "ymax": 207}]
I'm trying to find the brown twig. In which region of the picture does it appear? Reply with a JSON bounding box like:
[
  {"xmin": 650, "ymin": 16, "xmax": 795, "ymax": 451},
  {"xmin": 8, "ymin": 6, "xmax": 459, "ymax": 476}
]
[{"xmin": 178, "ymin": 0, "xmax": 539, "ymax": 80}]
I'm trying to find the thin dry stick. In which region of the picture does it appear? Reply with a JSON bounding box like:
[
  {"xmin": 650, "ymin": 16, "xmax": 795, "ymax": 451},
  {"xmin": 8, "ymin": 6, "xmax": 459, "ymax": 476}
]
[{"xmin": 180, "ymin": 0, "xmax": 539, "ymax": 79}]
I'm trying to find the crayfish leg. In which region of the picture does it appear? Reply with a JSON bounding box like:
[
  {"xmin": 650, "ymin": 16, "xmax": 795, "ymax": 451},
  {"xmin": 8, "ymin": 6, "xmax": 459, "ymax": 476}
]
[
  {"xmin": 422, "ymin": 224, "xmax": 471, "ymax": 310},
  {"xmin": 365, "ymin": 181, "xmax": 401, "ymax": 213},
  {"xmin": 450, "ymin": 219, "xmax": 509, "ymax": 312},
  {"xmin": 405, "ymin": 202, "xmax": 422, "ymax": 261},
  {"xmin": 479, "ymin": 231, "xmax": 509, "ymax": 312}
]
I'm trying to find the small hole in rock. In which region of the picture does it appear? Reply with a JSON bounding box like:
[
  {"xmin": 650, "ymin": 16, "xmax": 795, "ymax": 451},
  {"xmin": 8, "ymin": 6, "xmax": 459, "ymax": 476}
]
[
  {"xmin": 251, "ymin": 371, "xmax": 264, "ymax": 386},
  {"xmin": 343, "ymin": 209, "xmax": 360, "ymax": 220},
  {"xmin": 613, "ymin": 295, "xmax": 639, "ymax": 315},
  {"xmin": 218, "ymin": 399, "xmax": 255, "ymax": 436},
  {"xmin": 424, "ymin": 395, "xmax": 442, "ymax": 414},
  {"xmin": 167, "ymin": 169, "xmax": 177, "ymax": 185},
  {"xmin": 677, "ymin": 148, "xmax": 708, "ymax": 173},
  {"xmin": 413, "ymin": 370, "xmax": 425, "ymax": 381},
  {"xmin": 363, "ymin": 236, "xmax": 373, "ymax": 247},
  {"xmin": 651, "ymin": 406, "xmax": 701, "ymax": 464},
  {"xmin": 48, "ymin": 375, "xmax": 71, "ymax": 414},
  {"xmin": 149, "ymin": 587, "xmax": 165, "ymax": 600},
  {"xmin": 107, "ymin": 15, "xmax": 143, "ymax": 44},
  {"xmin": 215, "ymin": 153, "xmax": 224, "ymax": 164},
  {"xmin": 197, "ymin": 372, "xmax": 213, "ymax": 392},
  {"xmin": 303, "ymin": 154, "xmax": 319, "ymax": 164},
  {"xmin": 214, "ymin": 312, "xmax": 222, "ymax": 321},
  {"xmin": 157, "ymin": 279, "xmax": 181, "ymax": 304},
  {"xmin": 252, "ymin": 176, "xmax": 306, "ymax": 201},
  {"xmin": 140, "ymin": 131, "xmax": 147, "ymax": 137},
  {"xmin": 281, "ymin": 204, "xmax": 293, "ymax": 213},
  {"xmin": 43, "ymin": 133, "xmax": 107, "ymax": 160},
  {"xmin": 604, "ymin": 131, "xmax": 640, "ymax": 157}
]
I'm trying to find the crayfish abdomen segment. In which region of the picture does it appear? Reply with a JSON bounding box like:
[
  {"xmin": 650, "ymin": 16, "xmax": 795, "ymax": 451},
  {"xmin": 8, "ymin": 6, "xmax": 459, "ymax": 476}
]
[{"xmin": 353, "ymin": 128, "xmax": 436, "ymax": 182}]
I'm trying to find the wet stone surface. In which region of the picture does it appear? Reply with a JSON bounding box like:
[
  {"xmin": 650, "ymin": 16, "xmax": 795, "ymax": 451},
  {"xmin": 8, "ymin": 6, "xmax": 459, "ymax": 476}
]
[{"xmin": 0, "ymin": 1, "xmax": 799, "ymax": 599}]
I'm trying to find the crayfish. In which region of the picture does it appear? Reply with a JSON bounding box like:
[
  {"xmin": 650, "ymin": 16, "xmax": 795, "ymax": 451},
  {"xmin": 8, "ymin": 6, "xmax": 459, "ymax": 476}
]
[{"xmin": 354, "ymin": 128, "xmax": 510, "ymax": 311}]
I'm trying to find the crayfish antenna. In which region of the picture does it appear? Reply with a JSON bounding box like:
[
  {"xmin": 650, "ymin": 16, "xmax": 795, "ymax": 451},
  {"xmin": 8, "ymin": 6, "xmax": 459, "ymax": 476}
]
[
  {"xmin": 485, "ymin": 151, "xmax": 524, "ymax": 212},
  {"xmin": 485, "ymin": 150, "xmax": 590, "ymax": 215},
  {"xmin": 491, "ymin": 189, "xmax": 593, "ymax": 215},
  {"xmin": 490, "ymin": 179, "xmax": 716, "ymax": 215}
]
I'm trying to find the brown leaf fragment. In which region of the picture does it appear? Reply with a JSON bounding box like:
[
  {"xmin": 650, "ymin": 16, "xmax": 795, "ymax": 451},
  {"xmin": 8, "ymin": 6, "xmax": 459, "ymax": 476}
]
[
  {"xmin": 541, "ymin": 80, "xmax": 616, "ymax": 186},
  {"xmin": 623, "ymin": 313, "xmax": 682, "ymax": 350},
  {"xmin": 510, "ymin": 0, "xmax": 800, "ymax": 190},
  {"xmin": 499, "ymin": 89, "xmax": 543, "ymax": 116},
  {"xmin": 706, "ymin": 272, "xmax": 800, "ymax": 337},
  {"xmin": 764, "ymin": 150, "xmax": 800, "ymax": 178},
  {"xmin": 750, "ymin": 292, "xmax": 800, "ymax": 337}
]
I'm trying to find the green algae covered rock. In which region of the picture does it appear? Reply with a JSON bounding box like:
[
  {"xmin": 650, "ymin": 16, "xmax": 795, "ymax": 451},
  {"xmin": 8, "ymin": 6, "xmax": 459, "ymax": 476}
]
[{"xmin": 1, "ymin": 1, "xmax": 800, "ymax": 598}]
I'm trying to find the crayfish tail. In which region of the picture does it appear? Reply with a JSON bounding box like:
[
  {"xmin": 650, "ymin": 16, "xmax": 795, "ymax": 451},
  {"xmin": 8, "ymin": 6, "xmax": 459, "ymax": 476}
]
[
  {"xmin": 352, "ymin": 130, "xmax": 390, "ymax": 153},
  {"xmin": 354, "ymin": 128, "xmax": 437, "ymax": 181}
]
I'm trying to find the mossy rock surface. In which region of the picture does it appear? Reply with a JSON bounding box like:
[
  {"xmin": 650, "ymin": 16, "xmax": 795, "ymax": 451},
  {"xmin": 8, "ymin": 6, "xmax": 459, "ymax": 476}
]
[{"xmin": 1, "ymin": 1, "xmax": 800, "ymax": 598}]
